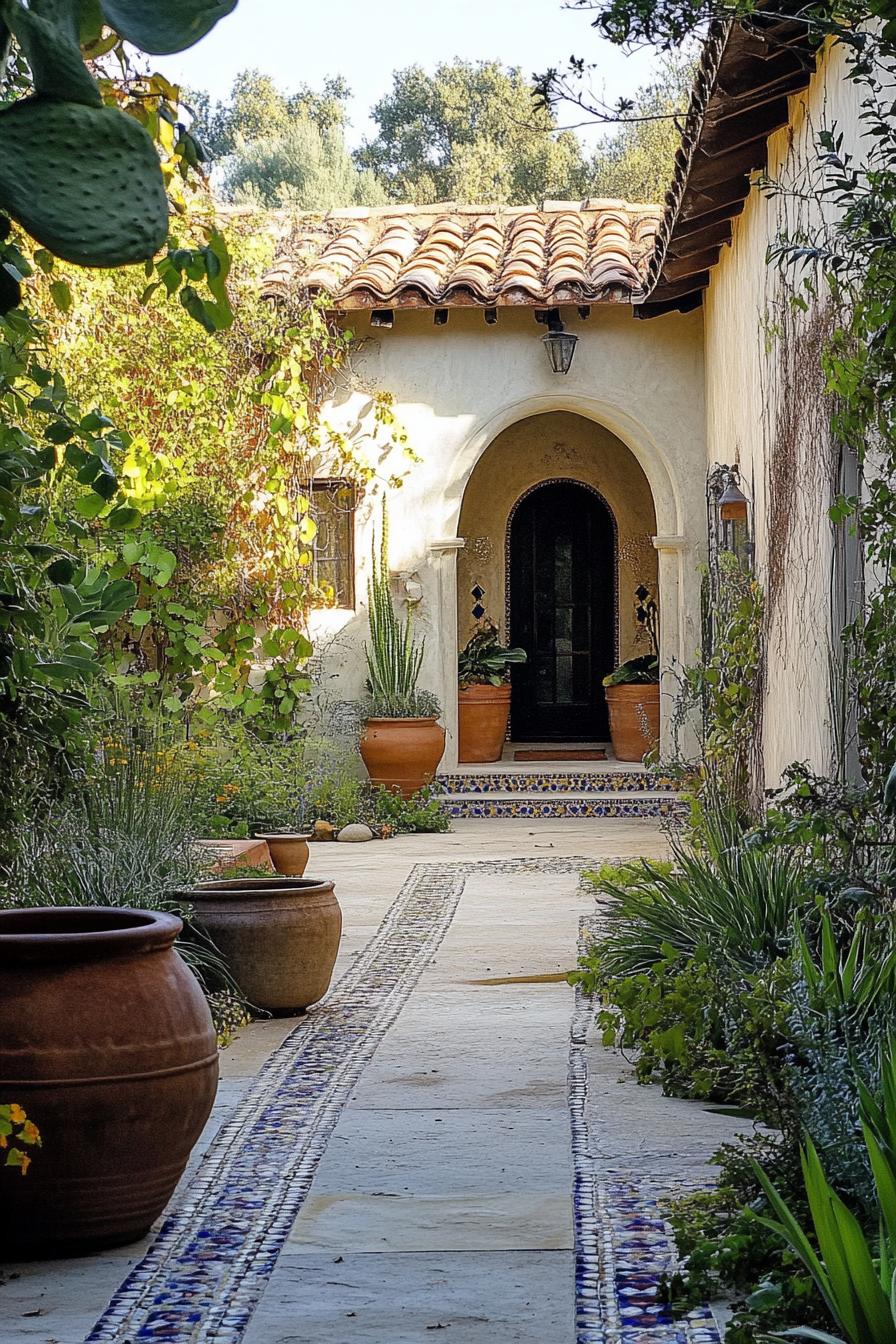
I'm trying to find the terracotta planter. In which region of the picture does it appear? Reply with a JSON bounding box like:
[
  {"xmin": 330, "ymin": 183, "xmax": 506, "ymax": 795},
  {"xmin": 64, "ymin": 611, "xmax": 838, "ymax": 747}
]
[
  {"xmin": 253, "ymin": 833, "xmax": 312, "ymax": 876},
  {"xmin": 458, "ymin": 683, "xmax": 511, "ymax": 763},
  {"xmin": 188, "ymin": 878, "xmax": 342, "ymax": 1014},
  {"xmin": 604, "ymin": 682, "xmax": 661, "ymax": 762},
  {"xmin": 0, "ymin": 907, "xmax": 218, "ymax": 1255},
  {"xmin": 359, "ymin": 717, "xmax": 446, "ymax": 799}
]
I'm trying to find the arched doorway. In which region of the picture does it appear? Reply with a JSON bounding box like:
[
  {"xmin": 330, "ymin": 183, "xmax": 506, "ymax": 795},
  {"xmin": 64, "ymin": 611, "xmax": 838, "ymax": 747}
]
[{"xmin": 508, "ymin": 481, "xmax": 616, "ymax": 741}]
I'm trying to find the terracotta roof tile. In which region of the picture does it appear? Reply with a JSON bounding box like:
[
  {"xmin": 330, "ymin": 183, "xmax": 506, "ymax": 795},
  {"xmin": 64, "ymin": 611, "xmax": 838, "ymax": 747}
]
[{"xmin": 263, "ymin": 200, "xmax": 662, "ymax": 309}]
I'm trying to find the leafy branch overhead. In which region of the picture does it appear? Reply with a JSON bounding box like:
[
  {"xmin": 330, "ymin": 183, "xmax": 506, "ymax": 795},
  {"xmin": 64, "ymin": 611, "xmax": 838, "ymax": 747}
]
[{"xmin": 0, "ymin": 0, "xmax": 236, "ymax": 275}]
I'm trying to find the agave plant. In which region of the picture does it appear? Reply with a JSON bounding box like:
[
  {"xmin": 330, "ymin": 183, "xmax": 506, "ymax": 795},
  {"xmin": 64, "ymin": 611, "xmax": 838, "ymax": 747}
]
[
  {"xmin": 756, "ymin": 1041, "xmax": 896, "ymax": 1344},
  {"xmin": 364, "ymin": 499, "xmax": 438, "ymax": 719},
  {"xmin": 594, "ymin": 830, "xmax": 812, "ymax": 980}
]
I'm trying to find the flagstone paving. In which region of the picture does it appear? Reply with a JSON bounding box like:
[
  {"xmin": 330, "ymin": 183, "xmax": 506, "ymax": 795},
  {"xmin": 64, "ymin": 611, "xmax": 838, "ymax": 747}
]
[{"xmin": 0, "ymin": 820, "xmax": 749, "ymax": 1343}]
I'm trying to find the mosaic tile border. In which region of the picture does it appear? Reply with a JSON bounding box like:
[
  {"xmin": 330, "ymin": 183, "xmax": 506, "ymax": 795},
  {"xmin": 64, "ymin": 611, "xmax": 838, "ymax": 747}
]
[
  {"xmin": 436, "ymin": 771, "xmax": 684, "ymax": 795},
  {"xmin": 87, "ymin": 854, "xmax": 719, "ymax": 1344},
  {"xmin": 570, "ymin": 907, "xmax": 721, "ymax": 1344},
  {"xmin": 443, "ymin": 797, "xmax": 684, "ymax": 820},
  {"xmin": 86, "ymin": 856, "xmax": 589, "ymax": 1344}
]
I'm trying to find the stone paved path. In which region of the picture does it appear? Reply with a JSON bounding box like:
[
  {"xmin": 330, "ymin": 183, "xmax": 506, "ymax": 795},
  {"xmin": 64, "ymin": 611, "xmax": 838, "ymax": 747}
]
[{"xmin": 0, "ymin": 820, "xmax": 747, "ymax": 1343}]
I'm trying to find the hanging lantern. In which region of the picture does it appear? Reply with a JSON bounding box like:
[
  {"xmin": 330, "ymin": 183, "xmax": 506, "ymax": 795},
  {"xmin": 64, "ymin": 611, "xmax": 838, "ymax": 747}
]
[
  {"xmin": 542, "ymin": 321, "xmax": 578, "ymax": 374},
  {"xmin": 718, "ymin": 477, "xmax": 749, "ymax": 522}
]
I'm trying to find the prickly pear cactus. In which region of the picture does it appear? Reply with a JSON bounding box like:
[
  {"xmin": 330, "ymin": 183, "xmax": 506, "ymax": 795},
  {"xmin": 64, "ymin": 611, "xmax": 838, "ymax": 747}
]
[
  {"xmin": 0, "ymin": 97, "xmax": 168, "ymax": 267},
  {"xmin": 98, "ymin": 0, "xmax": 238, "ymax": 55},
  {"xmin": 0, "ymin": 0, "xmax": 236, "ymax": 271}
]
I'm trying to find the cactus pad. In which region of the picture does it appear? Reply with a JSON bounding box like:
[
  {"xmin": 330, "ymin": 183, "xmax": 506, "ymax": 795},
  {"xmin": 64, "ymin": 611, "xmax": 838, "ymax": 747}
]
[
  {"xmin": 99, "ymin": 0, "xmax": 238, "ymax": 54},
  {"xmin": 0, "ymin": 97, "xmax": 168, "ymax": 267}
]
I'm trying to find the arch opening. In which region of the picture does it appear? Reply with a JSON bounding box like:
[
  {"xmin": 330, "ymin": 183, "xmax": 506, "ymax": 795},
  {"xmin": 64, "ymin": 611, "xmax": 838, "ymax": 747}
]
[{"xmin": 455, "ymin": 410, "xmax": 659, "ymax": 753}]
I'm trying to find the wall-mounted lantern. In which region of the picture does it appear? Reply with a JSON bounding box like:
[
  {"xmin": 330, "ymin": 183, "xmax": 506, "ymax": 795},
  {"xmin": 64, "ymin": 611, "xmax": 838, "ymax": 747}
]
[
  {"xmin": 707, "ymin": 462, "xmax": 753, "ymax": 568},
  {"xmin": 542, "ymin": 317, "xmax": 578, "ymax": 375},
  {"xmin": 718, "ymin": 476, "xmax": 749, "ymax": 523}
]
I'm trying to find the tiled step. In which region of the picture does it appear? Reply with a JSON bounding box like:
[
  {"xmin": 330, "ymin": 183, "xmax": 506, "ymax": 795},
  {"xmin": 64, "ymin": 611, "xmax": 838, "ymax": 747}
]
[
  {"xmin": 435, "ymin": 770, "xmax": 684, "ymax": 795},
  {"xmin": 440, "ymin": 791, "xmax": 685, "ymax": 820}
]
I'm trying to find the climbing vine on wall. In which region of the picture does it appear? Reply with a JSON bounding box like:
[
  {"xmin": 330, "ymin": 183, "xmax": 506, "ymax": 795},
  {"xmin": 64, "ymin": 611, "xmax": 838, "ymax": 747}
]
[
  {"xmin": 682, "ymin": 552, "xmax": 764, "ymax": 824},
  {"xmin": 764, "ymin": 8, "xmax": 896, "ymax": 792},
  {"xmin": 43, "ymin": 220, "xmax": 412, "ymax": 729}
]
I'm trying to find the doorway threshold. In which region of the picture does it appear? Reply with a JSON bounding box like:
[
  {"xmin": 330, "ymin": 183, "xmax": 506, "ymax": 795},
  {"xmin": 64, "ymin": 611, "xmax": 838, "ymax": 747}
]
[{"xmin": 457, "ymin": 743, "xmax": 647, "ymax": 775}]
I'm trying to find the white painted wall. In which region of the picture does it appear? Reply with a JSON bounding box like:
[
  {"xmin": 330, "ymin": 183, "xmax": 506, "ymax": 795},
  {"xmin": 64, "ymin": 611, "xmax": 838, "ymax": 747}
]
[
  {"xmin": 312, "ymin": 303, "xmax": 706, "ymax": 766},
  {"xmin": 704, "ymin": 39, "xmax": 866, "ymax": 785}
]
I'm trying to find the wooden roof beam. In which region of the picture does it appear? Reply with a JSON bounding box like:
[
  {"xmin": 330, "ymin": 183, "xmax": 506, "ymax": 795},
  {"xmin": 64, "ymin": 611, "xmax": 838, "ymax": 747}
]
[
  {"xmin": 665, "ymin": 218, "xmax": 732, "ymax": 259},
  {"xmin": 689, "ymin": 142, "xmax": 767, "ymax": 190},
  {"xmin": 698, "ymin": 106, "xmax": 790, "ymax": 159},
  {"xmin": 652, "ymin": 271, "xmax": 711, "ymax": 301},
  {"xmin": 712, "ymin": 66, "xmax": 810, "ymax": 115},
  {"xmin": 662, "ymin": 247, "xmax": 725, "ymax": 282},
  {"xmin": 671, "ymin": 201, "xmax": 743, "ymax": 238},
  {"xmin": 678, "ymin": 179, "xmax": 751, "ymax": 222},
  {"xmin": 635, "ymin": 290, "xmax": 704, "ymax": 320}
]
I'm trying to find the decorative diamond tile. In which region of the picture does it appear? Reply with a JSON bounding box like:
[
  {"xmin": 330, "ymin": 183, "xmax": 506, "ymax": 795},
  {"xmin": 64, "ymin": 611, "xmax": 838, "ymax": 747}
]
[
  {"xmin": 471, "ymin": 584, "xmax": 485, "ymax": 601},
  {"xmin": 472, "ymin": 602, "xmax": 486, "ymax": 619}
]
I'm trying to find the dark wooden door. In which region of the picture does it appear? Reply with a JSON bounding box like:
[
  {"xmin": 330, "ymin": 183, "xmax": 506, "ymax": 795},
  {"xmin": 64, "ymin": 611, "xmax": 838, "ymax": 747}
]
[{"xmin": 509, "ymin": 482, "xmax": 615, "ymax": 741}]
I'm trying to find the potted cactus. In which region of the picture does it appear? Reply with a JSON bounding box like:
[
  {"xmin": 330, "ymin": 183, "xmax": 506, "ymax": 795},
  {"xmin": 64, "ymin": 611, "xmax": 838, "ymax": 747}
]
[
  {"xmin": 457, "ymin": 621, "xmax": 527, "ymax": 763},
  {"xmin": 359, "ymin": 501, "xmax": 445, "ymax": 798}
]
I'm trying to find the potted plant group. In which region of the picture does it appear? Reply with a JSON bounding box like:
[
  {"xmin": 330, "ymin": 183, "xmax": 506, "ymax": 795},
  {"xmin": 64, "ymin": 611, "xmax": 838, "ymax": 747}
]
[
  {"xmin": 457, "ymin": 621, "xmax": 527, "ymax": 763},
  {"xmin": 602, "ymin": 592, "xmax": 660, "ymax": 762},
  {"xmin": 359, "ymin": 502, "xmax": 445, "ymax": 798}
]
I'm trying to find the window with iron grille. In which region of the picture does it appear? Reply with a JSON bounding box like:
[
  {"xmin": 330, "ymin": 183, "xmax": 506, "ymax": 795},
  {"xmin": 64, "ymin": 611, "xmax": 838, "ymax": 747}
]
[{"xmin": 310, "ymin": 479, "xmax": 356, "ymax": 608}]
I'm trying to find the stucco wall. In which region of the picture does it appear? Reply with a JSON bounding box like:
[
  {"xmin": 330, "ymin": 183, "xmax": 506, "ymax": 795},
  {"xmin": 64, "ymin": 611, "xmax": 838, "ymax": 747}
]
[
  {"xmin": 456, "ymin": 411, "xmax": 658, "ymax": 661},
  {"xmin": 312, "ymin": 302, "xmax": 706, "ymax": 764},
  {"xmin": 703, "ymin": 39, "xmax": 865, "ymax": 785}
]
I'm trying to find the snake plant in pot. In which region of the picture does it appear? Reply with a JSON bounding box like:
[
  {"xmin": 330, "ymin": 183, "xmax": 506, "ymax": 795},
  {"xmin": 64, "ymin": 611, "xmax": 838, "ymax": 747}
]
[
  {"xmin": 360, "ymin": 501, "xmax": 445, "ymax": 798},
  {"xmin": 458, "ymin": 621, "xmax": 527, "ymax": 762}
]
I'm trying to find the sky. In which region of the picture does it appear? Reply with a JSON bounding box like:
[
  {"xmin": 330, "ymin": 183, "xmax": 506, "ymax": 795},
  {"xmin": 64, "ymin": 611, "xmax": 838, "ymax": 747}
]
[{"xmin": 156, "ymin": 0, "xmax": 660, "ymax": 148}]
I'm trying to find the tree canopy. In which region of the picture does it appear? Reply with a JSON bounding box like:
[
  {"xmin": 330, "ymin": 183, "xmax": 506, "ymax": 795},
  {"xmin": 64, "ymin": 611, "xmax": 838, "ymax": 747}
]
[
  {"xmin": 589, "ymin": 56, "xmax": 693, "ymax": 204},
  {"xmin": 192, "ymin": 69, "xmax": 385, "ymax": 209},
  {"xmin": 356, "ymin": 60, "xmax": 592, "ymax": 204},
  {"xmin": 223, "ymin": 118, "xmax": 387, "ymax": 209},
  {"xmin": 192, "ymin": 57, "xmax": 687, "ymax": 209}
]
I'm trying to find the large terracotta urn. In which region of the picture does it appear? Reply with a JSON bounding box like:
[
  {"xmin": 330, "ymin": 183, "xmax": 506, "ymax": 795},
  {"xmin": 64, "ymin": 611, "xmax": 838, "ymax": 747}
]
[
  {"xmin": 458, "ymin": 683, "xmax": 511, "ymax": 763},
  {"xmin": 604, "ymin": 683, "xmax": 661, "ymax": 762},
  {"xmin": 188, "ymin": 878, "xmax": 342, "ymax": 1015},
  {"xmin": 0, "ymin": 907, "xmax": 218, "ymax": 1256},
  {"xmin": 359, "ymin": 717, "xmax": 445, "ymax": 799},
  {"xmin": 253, "ymin": 833, "xmax": 312, "ymax": 876}
]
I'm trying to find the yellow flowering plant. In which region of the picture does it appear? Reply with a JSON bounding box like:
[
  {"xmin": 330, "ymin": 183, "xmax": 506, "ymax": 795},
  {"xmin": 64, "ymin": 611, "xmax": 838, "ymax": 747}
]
[{"xmin": 0, "ymin": 1104, "xmax": 41, "ymax": 1175}]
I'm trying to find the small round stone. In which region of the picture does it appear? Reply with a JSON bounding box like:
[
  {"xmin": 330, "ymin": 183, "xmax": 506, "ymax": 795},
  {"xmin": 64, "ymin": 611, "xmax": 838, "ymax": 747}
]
[{"xmin": 336, "ymin": 823, "xmax": 374, "ymax": 843}]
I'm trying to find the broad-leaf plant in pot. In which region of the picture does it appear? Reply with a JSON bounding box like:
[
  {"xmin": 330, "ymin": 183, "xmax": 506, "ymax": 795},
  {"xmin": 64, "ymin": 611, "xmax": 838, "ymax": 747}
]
[
  {"xmin": 602, "ymin": 589, "xmax": 660, "ymax": 762},
  {"xmin": 458, "ymin": 620, "xmax": 527, "ymax": 763},
  {"xmin": 360, "ymin": 500, "xmax": 445, "ymax": 798}
]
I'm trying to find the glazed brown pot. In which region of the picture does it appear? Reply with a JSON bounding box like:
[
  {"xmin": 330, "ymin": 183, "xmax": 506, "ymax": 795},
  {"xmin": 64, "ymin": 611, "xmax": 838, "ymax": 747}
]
[
  {"xmin": 253, "ymin": 833, "xmax": 312, "ymax": 876},
  {"xmin": 189, "ymin": 878, "xmax": 342, "ymax": 1015},
  {"xmin": 359, "ymin": 717, "xmax": 446, "ymax": 799},
  {"xmin": 0, "ymin": 907, "xmax": 218, "ymax": 1256},
  {"xmin": 604, "ymin": 682, "xmax": 661, "ymax": 762},
  {"xmin": 458, "ymin": 682, "xmax": 511, "ymax": 763}
]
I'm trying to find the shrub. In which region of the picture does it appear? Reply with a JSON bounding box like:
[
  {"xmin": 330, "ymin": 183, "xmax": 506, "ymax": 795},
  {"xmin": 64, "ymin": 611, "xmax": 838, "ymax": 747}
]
[{"xmin": 0, "ymin": 729, "xmax": 243, "ymax": 1040}]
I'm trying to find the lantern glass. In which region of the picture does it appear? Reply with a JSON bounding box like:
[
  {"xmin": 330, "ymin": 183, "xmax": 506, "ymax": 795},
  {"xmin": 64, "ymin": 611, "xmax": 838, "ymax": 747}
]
[
  {"xmin": 543, "ymin": 328, "xmax": 578, "ymax": 374},
  {"xmin": 718, "ymin": 480, "xmax": 749, "ymax": 522}
]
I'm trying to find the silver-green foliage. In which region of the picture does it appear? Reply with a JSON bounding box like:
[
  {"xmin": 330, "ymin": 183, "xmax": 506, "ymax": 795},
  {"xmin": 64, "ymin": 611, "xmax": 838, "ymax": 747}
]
[
  {"xmin": 593, "ymin": 832, "xmax": 812, "ymax": 980},
  {"xmin": 3, "ymin": 736, "xmax": 205, "ymax": 909},
  {"xmin": 757, "ymin": 1042, "xmax": 896, "ymax": 1344},
  {"xmin": 364, "ymin": 500, "xmax": 435, "ymax": 718}
]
